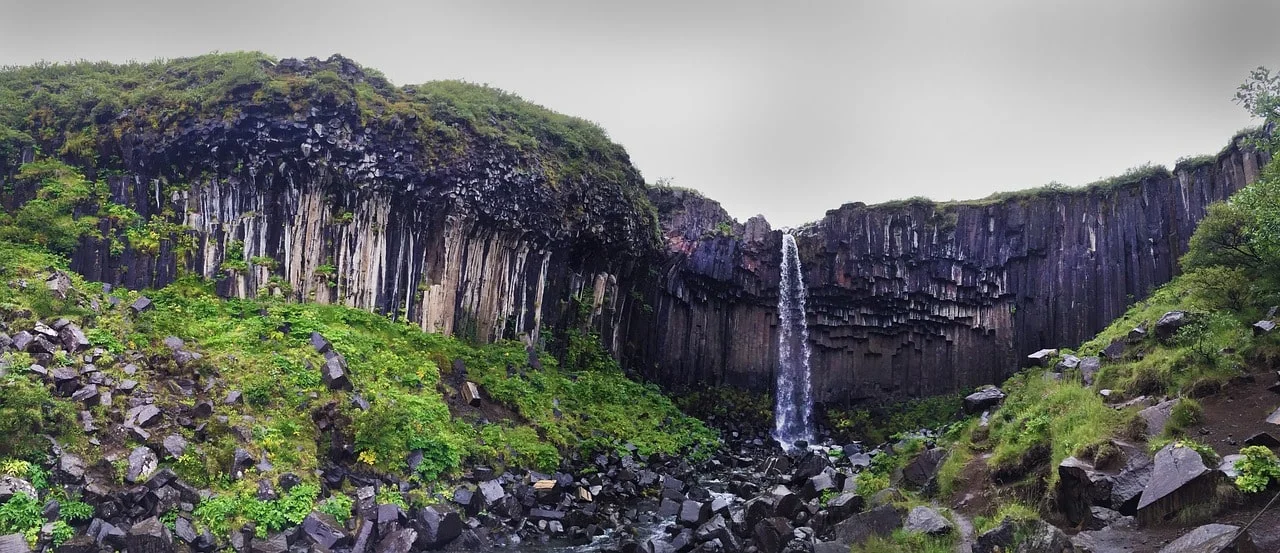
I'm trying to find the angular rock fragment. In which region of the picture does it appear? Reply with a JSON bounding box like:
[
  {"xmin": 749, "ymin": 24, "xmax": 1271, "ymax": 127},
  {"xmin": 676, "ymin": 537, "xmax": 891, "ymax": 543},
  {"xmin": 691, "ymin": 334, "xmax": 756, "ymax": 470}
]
[
  {"xmin": 963, "ymin": 386, "xmax": 1005, "ymax": 414},
  {"xmin": 1137, "ymin": 444, "xmax": 1218, "ymax": 526},
  {"xmin": 1158, "ymin": 523, "xmax": 1257, "ymax": 553},
  {"xmin": 904, "ymin": 505, "xmax": 952, "ymax": 536},
  {"xmin": 1027, "ymin": 348, "xmax": 1057, "ymax": 367}
]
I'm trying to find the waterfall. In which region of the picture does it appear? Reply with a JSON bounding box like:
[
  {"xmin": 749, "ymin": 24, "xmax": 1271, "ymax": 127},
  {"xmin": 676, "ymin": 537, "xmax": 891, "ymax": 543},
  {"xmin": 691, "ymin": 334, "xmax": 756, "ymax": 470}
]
[{"xmin": 774, "ymin": 233, "xmax": 814, "ymax": 449}]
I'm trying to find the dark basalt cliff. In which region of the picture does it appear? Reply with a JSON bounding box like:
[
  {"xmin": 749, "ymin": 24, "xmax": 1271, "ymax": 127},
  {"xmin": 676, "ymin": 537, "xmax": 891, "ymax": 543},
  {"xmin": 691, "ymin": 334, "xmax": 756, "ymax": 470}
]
[
  {"xmin": 0, "ymin": 53, "xmax": 1269, "ymax": 406},
  {"xmin": 1, "ymin": 54, "xmax": 659, "ymax": 348},
  {"xmin": 624, "ymin": 142, "xmax": 1268, "ymax": 404}
]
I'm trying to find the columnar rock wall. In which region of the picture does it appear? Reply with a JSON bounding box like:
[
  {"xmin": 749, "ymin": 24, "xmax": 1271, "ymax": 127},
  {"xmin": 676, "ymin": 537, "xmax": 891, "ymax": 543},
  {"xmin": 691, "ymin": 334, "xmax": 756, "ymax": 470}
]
[{"xmin": 624, "ymin": 141, "xmax": 1268, "ymax": 405}]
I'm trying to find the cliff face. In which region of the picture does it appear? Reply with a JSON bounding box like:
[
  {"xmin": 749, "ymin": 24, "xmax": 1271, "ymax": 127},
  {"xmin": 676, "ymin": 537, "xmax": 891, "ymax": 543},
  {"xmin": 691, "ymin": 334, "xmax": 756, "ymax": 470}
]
[
  {"xmin": 624, "ymin": 143, "xmax": 1268, "ymax": 405},
  {"xmin": 1, "ymin": 54, "xmax": 1269, "ymax": 406},
  {"xmin": 0, "ymin": 54, "xmax": 658, "ymax": 347}
]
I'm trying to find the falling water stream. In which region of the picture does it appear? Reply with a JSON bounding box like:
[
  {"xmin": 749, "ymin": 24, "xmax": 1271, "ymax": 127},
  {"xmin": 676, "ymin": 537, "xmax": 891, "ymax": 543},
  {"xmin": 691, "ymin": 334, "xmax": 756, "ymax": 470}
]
[{"xmin": 773, "ymin": 233, "xmax": 815, "ymax": 450}]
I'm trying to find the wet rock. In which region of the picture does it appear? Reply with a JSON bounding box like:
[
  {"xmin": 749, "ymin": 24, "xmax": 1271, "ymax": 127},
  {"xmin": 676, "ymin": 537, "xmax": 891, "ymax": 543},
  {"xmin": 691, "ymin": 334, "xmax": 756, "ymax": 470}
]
[
  {"xmin": 769, "ymin": 485, "xmax": 802, "ymax": 520},
  {"xmin": 904, "ymin": 506, "xmax": 952, "ymax": 536},
  {"xmin": 322, "ymin": 355, "xmax": 351, "ymax": 390},
  {"xmin": 70, "ymin": 384, "xmax": 99, "ymax": 406},
  {"xmin": 10, "ymin": 332, "xmax": 33, "ymax": 352},
  {"xmin": 902, "ymin": 448, "xmax": 947, "ymax": 492},
  {"xmin": 462, "ymin": 381, "xmax": 482, "ymax": 406},
  {"xmin": 309, "ymin": 332, "xmax": 332, "ymax": 354},
  {"xmin": 1138, "ymin": 399, "xmax": 1179, "ymax": 438},
  {"xmin": 478, "ymin": 479, "xmax": 505, "ymax": 506},
  {"xmin": 301, "ymin": 512, "xmax": 350, "ymax": 549},
  {"xmin": 678, "ymin": 500, "xmax": 710, "ymax": 527},
  {"xmin": 1267, "ymin": 407, "xmax": 1280, "ymax": 425},
  {"xmin": 161, "ymin": 435, "xmax": 188, "ymax": 459},
  {"xmin": 1218, "ymin": 455, "xmax": 1245, "ymax": 480},
  {"xmin": 1158, "ymin": 523, "xmax": 1257, "ymax": 553},
  {"xmin": 1018, "ymin": 520, "xmax": 1072, "ymax": 552},
  {"xmin": 53, "ymin": 535, "xmax": 95, "ymax": 553},
  {"xmin": 974, "ymin": 518, "xmax": 1017, "ymax": 553},
  {"xmin": 55, "ymin": 454, "xmax": 85, "ymax": 484},
  {"xmin": 752, "ymin": 517, "xmax": 792, "ymax": 553},
  {"xmin": 0, "ymin": 534, "xmax": 29, "ymax": 553},
  {"xmin": 251, "ymin": 532, "xmax": 288, "ymax": 553},
  {"xmin": 1079, "ymin": 356, "xmax": 1102, "ymax": 385},
  {"xmin": 1086, "ymin": 506, "xmax": 1130, "ymax": 531},
  {"xmin": 173, "ymin": 517, "xmax": 198, "ymax": 544},
  {"xmin": 846, "ymin": 452, "xmax": 872, "ymax": 469},
  {"xmin": 126, "ymin": 446, "xmax": 158, "ymax": 484},
  {"xmin": 828, "ymin": 504, "xmax": 902, "ymax": 546},
  {"xmin": 1243, "ymin": 432, "xmax": 1280, "ymax": 448},
  {"xmin": 1102, "ymin": 340, "xmax": 1126, "ymax": 360},
  {"xmin": 51, "ymin": 367, "xmax": 79, "ymax": 394},
  {"xmin": 791, "ymin": 453, "xmax": 830, "ymax": 483},
  {"xmin": 964, "ymin": 386, "xmax": 1006, "ymax": 414},
  {"xmin": 1027, "ymin": 349, "xmax": 1056, "ymax": 367},
  {"xmin": 1155, "ymin": 311, "xmax": 1190, "ymax": 341},
  {"xmin": 825, "ymin": 491, "xmax": 864, "ymax": 521},
  {"xmin": 130, "ymin": 296, "xmax": 153, "ymax": 314},
  {"xmin": 224, "ymin": 390, "xmax": 242, "ymax": 404},
  {"xmin": 45, "ymin": 272, "xmax": 71, "ymax": 299},
  {"xmin": 1253, "ymin": 320, "xmax": 1276, "ymax": 335},
  {"xmin": 125, "ymin": 517, "xmax": 173, "ymax": 553},
  {"xmin": 1057, "ymin": 457, "xmax": 1111, "ymax": 525},
  {"xmin": 127, "ymin": 404, "xmax": 163, "ymax": 428},
  {"xmin": 1137, "ymin": 444, "xmax": 1219, "ymax": 526},
  {"xmin": 0, "ymin": 476, "xmax": 35, "ymax": 502},
  {"xmin": 800, "ymin": 473, "xmax": 835, "ymax": 500},
  {"xmin": 413, "ymin": 505, "xmax": 462, "ymax": 549},
  {"xmin": 375, "ymin": 527, "xmax": 418, "ymax": 553},
  {"xmin": 59, "ymin": 324, "xmax": 89, "ymax": 353}
]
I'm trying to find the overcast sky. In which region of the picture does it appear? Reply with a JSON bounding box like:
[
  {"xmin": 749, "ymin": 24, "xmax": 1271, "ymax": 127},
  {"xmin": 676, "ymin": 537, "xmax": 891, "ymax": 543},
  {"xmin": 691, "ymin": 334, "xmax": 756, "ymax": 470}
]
[{"xmin": 3, "ymin": 0, "xmax": 1279, "ymax": 227}]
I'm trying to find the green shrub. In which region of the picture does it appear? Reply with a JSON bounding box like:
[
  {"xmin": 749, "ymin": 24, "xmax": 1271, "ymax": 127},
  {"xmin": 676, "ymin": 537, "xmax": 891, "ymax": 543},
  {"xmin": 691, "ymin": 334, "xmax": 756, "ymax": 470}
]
[
  {"xmin": 0, "ymin": 493, "xmax": 42, "ymax": 543},
  {"xmin": 1167, "ymin": 398, "xmax": 1204, "ymax": 434},
  {"xmin": 59, "ymin": 500, "xmax": 94, "ymax": 522},
  {"xmin": 1235, "ymin": 445, "xmax": 1280, "ymax": 493},
  {"xmin": 0, "ymin": 374, "xmax": 74, "ymax": 460},
  {"xmin": 353, "ymin": 389, "xmax": 461, "ymax": 479},
  {"xmin": 318, "ymin": 495, "xmax": 353, "ymax": 522}
]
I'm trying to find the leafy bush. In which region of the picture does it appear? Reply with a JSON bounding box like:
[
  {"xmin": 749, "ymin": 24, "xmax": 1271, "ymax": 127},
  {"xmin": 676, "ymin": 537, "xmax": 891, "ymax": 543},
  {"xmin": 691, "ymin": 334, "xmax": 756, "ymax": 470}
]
[
  {"xmin": 1166, "ymin": 398, "xmax": 1203, "ymax": 434},
  {"xmin": 0, "ymin": 493, "xmax": 42, "ymax": 543},
  {"xmin": 0, "ymin": 374, "xmax": 74, "ymax": 460},
  {"xmin": 318, "ymin": 495, "xmax": 353, "ymax": 522},
  {"xmin": 194, "ymin": 483, "xmax": 319, "ymax": 538},
  {"xmin": 353, "ymin": 389, "xmax": 461, "ymax": 479},
  {"xmin": 59, "ymin": 500, "xmax": 94, "ymax": 522},
  {"xmin": 1235, "ymin": 445, "xmax": 1280, "ymax": 493}
]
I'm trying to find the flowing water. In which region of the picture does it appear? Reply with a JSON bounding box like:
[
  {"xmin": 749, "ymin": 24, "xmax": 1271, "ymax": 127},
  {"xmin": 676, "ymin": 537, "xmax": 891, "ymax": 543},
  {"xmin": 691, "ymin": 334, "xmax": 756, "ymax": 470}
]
[{"xmin": 773, "ymin": 233, "xmax": 815, "ymax": 450}]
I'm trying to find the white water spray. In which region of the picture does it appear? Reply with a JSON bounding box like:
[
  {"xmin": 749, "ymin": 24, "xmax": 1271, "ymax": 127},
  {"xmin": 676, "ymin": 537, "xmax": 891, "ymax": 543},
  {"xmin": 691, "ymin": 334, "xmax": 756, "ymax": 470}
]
[{"xmin": 774, "ymin": 234, "xmax": 814, "ymax": 449}]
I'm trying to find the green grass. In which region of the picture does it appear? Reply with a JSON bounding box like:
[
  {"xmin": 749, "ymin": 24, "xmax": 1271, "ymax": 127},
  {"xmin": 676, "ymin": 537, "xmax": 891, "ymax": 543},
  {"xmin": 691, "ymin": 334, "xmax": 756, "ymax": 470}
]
[
  {"xmin": 0, "ymin": 235, "xmax": 717, "ymax": 531},
  {"xmin": 850, "ymin": 528, "xmax": 957, "ymax": 553},
  {"xmin": 974, "ymin": 502, "xmax": 1039, "ymax": 535},
  {"xmin": 826, "ymin": 393, "xmax": 964, "ymax": 445},
  {"xmin": 985, "ymin": 373, "xmax": 1124, "ymax": 487}
]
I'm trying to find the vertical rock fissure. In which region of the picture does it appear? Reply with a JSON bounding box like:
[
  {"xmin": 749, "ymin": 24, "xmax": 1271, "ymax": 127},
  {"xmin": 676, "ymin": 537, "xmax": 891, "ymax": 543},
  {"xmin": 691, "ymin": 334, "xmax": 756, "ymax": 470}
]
[{"xmin": 774, "ymin": 233, "xmax": 815, "ymax": 449}]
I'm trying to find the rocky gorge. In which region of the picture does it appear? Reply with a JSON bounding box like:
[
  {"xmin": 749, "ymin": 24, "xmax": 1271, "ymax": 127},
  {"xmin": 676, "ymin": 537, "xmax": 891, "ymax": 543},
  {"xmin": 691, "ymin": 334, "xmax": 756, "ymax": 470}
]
[
  {"xmin": 2, "ymin": 52, "xmax": 1279, "ymax": 553},
  {"xmin": 1, "ymin": 54, "xmax": 1266, "ymax": 408}
]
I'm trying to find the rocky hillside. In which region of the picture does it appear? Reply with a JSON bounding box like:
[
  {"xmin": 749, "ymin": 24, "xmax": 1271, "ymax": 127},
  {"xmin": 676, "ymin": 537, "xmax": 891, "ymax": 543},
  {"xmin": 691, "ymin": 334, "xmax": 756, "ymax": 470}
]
[
  {"xmin": 2, "ymin": 52, "xmax": 1263, "ymax": 409},
  {"xmin": 0, "ymin": 52, "xmax": 659, "ymax": 350}
]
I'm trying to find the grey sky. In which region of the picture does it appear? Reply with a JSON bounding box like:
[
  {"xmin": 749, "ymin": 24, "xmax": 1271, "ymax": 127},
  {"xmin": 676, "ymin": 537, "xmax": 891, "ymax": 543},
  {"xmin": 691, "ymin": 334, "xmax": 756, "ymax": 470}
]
[{"xmin": 2, "ymin": 0, "xmax": 1279, "ymax": 227}]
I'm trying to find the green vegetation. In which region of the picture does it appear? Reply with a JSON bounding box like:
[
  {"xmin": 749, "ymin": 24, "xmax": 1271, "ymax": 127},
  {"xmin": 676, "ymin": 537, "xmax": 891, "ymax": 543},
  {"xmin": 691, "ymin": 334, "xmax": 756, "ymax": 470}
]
[
  {"xmin": 0, "ymin": 52, "xmax": 650, "ymax": 203},
  {"xmin": 1234, "ymin": 445, "xmax": 1280, "ymax": 493},
  {"xmin": 317, "ymin": 494, "xmax": 354, "ymax": 523},
  {"xmin": 849, "ymin": 529, "xmax": 957, "ymax": 553},
  {"xmin": 986, "ymin": 374, "xmax": 1123, "ymax": 486},
  {"xmin": 826, "ymin": 394, "xmax": 964, "ymax": 445},
  {"xmin": 0, "ymin": 493, "xmax": 43, "ymax": 545},
  {"xmin": 854, "ymin": 437, "xmax": 924, "ymax": 497},
  {"xmin": 0, "ymin": 219, "xmax": 716, "ymax": 528}
]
